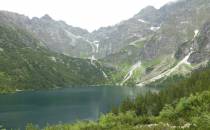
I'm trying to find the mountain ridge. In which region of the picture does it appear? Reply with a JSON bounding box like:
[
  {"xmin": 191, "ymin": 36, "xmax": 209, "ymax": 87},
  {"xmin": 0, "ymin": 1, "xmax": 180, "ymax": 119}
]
[
  {"xmin": 1, "ymin": 0, "xmax": 210, "ymax": 87},
  {"xmin": 0, "ymin": 24, "xmax": 108, "ymax": 93}
]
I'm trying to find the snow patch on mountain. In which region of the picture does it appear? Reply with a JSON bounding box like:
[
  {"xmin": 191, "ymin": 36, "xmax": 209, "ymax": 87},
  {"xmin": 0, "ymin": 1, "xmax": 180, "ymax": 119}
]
[
  {"xmin": 93, "ymin": 40, "xmax": 99, "ymax": 43},
  {"xmin": 138, "ymin": 19, "xmax": 150, "ymax": 24},
  {"xmin": 94, "ymin": 41, "xmax": 100, "ymax": 53},
  {"xmin": 102, "ymin": 70, "xmax": 108, "ymax": 78},
  {"xmin": 88, "ymin": 55, "xmax": 108, "ymax": 79},
  {"xmin": 86, "ymin": 39, "xmax": 108, "ymax": 78},
  {"xmin": 90, "ymin": 55, "xmax": 97, "ymax": 64},
  {"xmin": 150, "ymin": 26, "xmax": 160, "ymax": 31},
  {"xmin": 137, "ymin": 51, "xmax": 193, "ymax": 87},
  {"xmin": 86, "ymin": 40, "xmax": 100, "ymax": 54},
  {"xmin": 194, "ymin": 30, "xmax": 199, "ymax": 38},
  {"xmin": 121, "ymin": 61, "xmax": 142, "ymax": 85}
]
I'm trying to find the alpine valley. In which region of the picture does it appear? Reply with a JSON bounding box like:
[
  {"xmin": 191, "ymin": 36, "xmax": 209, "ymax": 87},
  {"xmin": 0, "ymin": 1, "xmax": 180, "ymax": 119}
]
[
  {"xmin": 1, "ymin": 0, "xmax": 210, "ymax": 129},
  {"xmin": 1, "ymin": 0, "xmax": 210, "ymax": 91}
]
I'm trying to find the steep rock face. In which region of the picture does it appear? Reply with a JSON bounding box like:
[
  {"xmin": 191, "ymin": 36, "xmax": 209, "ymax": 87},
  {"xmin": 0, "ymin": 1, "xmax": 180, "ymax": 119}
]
[
  {"xmin": 29, "ymin": 15, "xmax": 93, "ymax": 57},
  {"xmin": 140, "ymin": 0, "xmax": 210, "ymax": 60},
  {"xmin": 189, "ymin": 22, "xmax": 210, "ymax": 63},
  {"xmin": 0, "ymin": 11, "xmax": 93, "ymax": 58},
  {"xmin": 99, "ymin": 0, "xmax": 210, "ymax": 85},
  {"xmin": 133, "ymin": 6, "xmax": 161, "ymax": 26},
  {"xmin": 90, "ymin": 7, "xmax": 156, "ymax": 58},
  {"xmin": 176, "ymin": 22, "xmax": 210, "ymax": 64},
  {"xmin": 1, "ymin": 0, "xmax": 210, "ymax": 61},
  {"xmin": 94, "ymin": 0, "xmax": 210, "ymax": 61},
  {"xmin": 1, "ymin": 0, "xmax": 210, "ymax": 86}
]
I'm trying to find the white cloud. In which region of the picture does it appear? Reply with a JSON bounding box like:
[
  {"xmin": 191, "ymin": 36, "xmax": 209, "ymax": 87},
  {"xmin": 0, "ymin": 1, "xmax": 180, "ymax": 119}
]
[{"xmin": 0, "ymin": 0, "xmax": 174, "ymax": 31}]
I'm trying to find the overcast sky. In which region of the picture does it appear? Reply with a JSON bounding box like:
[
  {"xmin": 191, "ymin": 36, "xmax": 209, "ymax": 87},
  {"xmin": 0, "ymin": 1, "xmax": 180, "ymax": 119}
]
[{"xmin": 0, "ymin": 0, "xmax": 174, "ymax": 31}]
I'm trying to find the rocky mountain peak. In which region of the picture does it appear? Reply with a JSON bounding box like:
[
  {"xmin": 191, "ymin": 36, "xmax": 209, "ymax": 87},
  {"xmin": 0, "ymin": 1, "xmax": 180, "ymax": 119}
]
[
  {"xmin": 133, "ymin": 6, "xmax": 160, "ymax": 25},
  {"xmin": 1, "ymin": 0, "xmax": 210, "ymax": 86},
  {"xmin": 41, "ymin": 14, "xmax": 53, "ymax": 21},
  {"xmin": 139, "ymin": 6, "xmax": 157, "ymax": 13}
]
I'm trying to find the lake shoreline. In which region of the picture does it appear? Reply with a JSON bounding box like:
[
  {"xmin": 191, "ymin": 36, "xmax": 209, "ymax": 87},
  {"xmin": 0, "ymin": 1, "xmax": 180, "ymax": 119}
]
[
  {"xmin": 0, "ymin": 84, "xmax": 124, "ymax": 95},
  {"xmin": 0, "ymin": 85, "xmax": 157, "ymax": 129}
]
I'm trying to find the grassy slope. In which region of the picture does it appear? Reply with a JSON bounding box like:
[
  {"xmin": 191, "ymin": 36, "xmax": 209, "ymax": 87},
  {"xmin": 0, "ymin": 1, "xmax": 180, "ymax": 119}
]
[
  {"xmin": 101, "ymin": 35, "xmax": 187, "ymax": 86},
  {"xmin": 22, "ymin": 63, "xmax": 210, "ymax": 130},
  {"xmin": 0, "ymin": 25, "xmax": 106, "ymax": 93}
]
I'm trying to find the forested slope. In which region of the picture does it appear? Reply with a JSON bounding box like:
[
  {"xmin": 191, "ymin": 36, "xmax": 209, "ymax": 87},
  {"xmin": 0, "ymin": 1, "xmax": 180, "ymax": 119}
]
[
  {"xmin": 0, "ymin": 25, "xmax": 107, "ymax": 93},
  {"xmin": 22, "ymin": 63, "xmax": 210, "ymax": 130}
]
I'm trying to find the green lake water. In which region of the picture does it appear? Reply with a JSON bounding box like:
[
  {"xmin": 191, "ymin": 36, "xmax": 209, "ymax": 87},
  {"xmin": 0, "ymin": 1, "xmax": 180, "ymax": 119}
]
[{"xmin": 0, "ymin": 86, "xmax": 158, "ymax": 129}]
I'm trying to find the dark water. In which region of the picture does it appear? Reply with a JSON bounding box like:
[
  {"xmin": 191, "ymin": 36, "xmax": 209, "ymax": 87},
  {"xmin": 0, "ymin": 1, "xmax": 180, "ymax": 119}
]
[{"xmin": 0, "ymin": 86, "xmax": 158, "ymax": 129}]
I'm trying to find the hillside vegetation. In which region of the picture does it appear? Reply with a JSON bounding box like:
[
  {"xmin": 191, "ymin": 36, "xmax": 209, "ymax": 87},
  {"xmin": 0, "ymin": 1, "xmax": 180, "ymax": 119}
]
[
  {"xmin": 0, "ymin": 25, "xmax": 107, "ymax": 93},
  {"xmin": 22, "ymin": 63, "xmax": 210, "ymax": 130}
]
